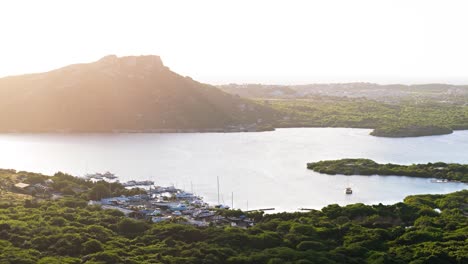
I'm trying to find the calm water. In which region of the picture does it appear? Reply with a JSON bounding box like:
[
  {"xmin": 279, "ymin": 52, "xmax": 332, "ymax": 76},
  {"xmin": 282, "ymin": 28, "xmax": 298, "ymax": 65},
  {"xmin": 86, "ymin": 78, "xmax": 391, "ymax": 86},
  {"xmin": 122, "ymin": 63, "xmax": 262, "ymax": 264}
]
[{"xmin": 0, "ymin": 128, "xmax": 466, "ymax": 212}]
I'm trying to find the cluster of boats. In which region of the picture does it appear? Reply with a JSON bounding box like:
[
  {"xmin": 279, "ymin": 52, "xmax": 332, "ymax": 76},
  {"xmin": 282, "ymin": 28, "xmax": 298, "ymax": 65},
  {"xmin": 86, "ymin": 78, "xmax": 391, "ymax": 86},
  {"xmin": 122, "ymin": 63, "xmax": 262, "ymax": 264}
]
[
  {"xmin": 84, "ymin": 171, "xmax": 118, "ymax": 180},
  {"xmin": 122, "ymin": 180, "xmax": 155, "ymax": 187},
  {"xmin": 83, "ymin": 172, "xmax": 156, "ymax": 187},
  {"xmin": 150, "ymin": 185, "xmax": 178, "ymax": 193},
  {"xmin": 430, "ymin": 179, "xmax": 460, "ymax": 183}
]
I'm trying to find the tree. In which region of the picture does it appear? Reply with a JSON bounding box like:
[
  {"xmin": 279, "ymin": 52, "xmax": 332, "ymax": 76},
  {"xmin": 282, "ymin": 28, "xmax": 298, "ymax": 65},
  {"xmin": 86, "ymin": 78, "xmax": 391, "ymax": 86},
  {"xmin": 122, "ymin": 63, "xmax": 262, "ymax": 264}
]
[
  {"xmin": 88, "ymin": 184, "xmax": 111, "ymax": 200},
  {"xmin": 82, "ymin": 239, "xmax": 103, "ymax": 255},
  {"xmin": 116, "ymin": 218, "xmax": 148, "ymax": 236}
]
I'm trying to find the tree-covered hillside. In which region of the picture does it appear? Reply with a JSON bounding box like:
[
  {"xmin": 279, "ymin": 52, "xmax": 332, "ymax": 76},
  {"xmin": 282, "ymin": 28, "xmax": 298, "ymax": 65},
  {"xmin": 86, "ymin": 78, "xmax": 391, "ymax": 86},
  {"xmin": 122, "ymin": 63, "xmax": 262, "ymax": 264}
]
[
  {"xmin": 264, "ymin": 97, "xmax": 468, "ymax": 137},
  {"xmin": 219, "ymin": 83, "xmax": 468, "ymax": 104},
  {"xmin": 0, "ymin": 168, "xmax": 466, "ymax": 263}
]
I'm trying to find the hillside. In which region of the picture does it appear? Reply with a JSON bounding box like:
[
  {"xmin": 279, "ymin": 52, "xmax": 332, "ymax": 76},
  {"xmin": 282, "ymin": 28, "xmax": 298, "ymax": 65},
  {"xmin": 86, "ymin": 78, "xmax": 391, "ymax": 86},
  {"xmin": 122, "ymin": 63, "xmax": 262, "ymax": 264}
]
[
  {"xmin": 219, "ymin": 84, "xmax": 468, "ymax": 137},
  {"xmin": 0, "ymin": 55, "xmax": 277, "ymax": 132},
  {"xmin": 262, "ymin": 97, "xmax": 468, "ymax": 137},
  {"xmin": 0, "ymin": 169, "xmax": 466, "ymax": 263}
]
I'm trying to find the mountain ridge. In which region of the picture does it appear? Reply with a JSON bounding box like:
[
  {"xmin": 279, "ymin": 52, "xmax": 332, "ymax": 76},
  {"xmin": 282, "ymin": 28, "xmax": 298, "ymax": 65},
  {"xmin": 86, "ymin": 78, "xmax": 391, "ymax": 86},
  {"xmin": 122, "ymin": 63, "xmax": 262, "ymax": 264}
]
[{"xmin": 0, "ymin": 55, "xmax": 277, "ymax": 132}]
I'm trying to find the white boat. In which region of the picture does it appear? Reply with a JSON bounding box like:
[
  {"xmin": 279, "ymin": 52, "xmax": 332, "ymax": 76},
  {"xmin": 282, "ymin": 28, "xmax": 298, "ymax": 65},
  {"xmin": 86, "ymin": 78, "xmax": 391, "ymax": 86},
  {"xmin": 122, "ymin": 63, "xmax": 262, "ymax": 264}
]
[
  {"xmin": 430, "ymin": 179, "xmax": 449, "ymax": 183},
  {"xmin": 122, "ymin": 180, "xmax": 154, "ymax": 187},
  {"xmin": 102, "ymin": 171, "xmax": 118, "ymax": 179},
  {"xmin": 164, "ymin": 186, "xmax": 178, "ymax": 192},
  {"xmin": 176, "ymin": 192, "xmax": 197, "ymax": 199},
  {"xmin": 85, "ymin": 171, "xmax": 117, "ymax": 180},
  {"xmin": 345, "ymin": 187, "xmax": 353, "ymax": 194},
  {"xmin": 215, "ymin": 204, "xmax": 230, "ymax": 209},
  {"xmin": 152, "ymin": 216, "xmax": 170, "ymax": 223},
  {"xmin": 170, "ymin": 203, "xmax": 188, "ymax": 211}
]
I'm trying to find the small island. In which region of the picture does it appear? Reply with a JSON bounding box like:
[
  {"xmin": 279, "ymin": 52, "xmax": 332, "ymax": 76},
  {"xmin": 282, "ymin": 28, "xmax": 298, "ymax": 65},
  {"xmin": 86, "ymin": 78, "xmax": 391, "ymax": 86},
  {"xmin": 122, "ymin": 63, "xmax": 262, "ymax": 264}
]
[
  {"xmin": 370, "ymin": 125, "xmax": 453, "ymax": 138},
  {"xmin": 307, "ymin": 158, "xmax": 468, "ymax": 183}
]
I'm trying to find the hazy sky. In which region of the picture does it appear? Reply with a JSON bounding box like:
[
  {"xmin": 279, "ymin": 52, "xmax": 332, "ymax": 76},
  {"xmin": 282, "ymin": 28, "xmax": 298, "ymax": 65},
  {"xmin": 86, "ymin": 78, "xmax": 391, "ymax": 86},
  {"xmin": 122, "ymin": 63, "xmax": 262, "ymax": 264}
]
[{"xmin": 1, "ymin": 0, "xmax": 467, "ymax": 84}]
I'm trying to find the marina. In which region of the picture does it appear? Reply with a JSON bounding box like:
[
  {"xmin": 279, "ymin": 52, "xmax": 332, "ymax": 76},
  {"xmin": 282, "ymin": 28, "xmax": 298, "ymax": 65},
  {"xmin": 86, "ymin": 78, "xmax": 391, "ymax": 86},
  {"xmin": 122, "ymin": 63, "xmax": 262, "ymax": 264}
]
[{"xmin": 90, "ymin": 182, "xmax": 256, "ymax": 227}]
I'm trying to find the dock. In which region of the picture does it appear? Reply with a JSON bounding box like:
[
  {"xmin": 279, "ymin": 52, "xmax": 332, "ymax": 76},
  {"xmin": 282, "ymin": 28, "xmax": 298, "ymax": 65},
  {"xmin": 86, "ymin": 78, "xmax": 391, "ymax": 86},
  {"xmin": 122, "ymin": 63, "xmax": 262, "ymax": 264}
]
[{"xmin": 245, "ymin": 208, "xmax": 275, "ymax": 212}]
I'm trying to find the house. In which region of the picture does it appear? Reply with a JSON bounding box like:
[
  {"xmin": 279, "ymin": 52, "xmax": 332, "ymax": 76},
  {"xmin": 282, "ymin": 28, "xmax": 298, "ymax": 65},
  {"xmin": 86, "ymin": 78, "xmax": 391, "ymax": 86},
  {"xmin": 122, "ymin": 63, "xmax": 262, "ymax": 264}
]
[
  {"xmin": 101, "ymin": 205, "xmax": 134, "ymax": 216},
  {"xmin": 14, "ymin": 182, "xmax": 30, "ymax": 189},
  {"xmin": 101, "ymin": 196, "xmax": 130, "ymax": 205},
  {"xmin": 228, "ymin": 216, "xmax": 255, "ymax": 228},
  {"xmin": 14, "ymin": 182, "xmax": 35, "ymax": 194},
  {"xmin": 45, "ymin": 179, "xmax": 54, "ymax": 185},
  {"xmin": 152, "ymin": 216, "xmax": 170, "ymax": 223},
  {"xmin": 169, "ymin": 203, "xmax": 188, "ymax": 211},
  {"xmin": 33, "ymin": 183, "xmax": 51, "ymax": 192}
]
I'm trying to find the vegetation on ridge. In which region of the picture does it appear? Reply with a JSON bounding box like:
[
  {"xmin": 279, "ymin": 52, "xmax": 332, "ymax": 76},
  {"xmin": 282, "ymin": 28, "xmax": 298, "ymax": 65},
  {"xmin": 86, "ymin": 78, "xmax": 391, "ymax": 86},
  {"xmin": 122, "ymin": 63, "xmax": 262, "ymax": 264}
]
[
  {"xmin": 370, "ymin": 125, "xmax": 453, "ymax": 137},
  {"xmin": 263, "ymin": 97, "xmax": 468, "ymax": 137},
  {"xmin": 307, "ymin": 158, "xmax": 468, "ymax": 182}
]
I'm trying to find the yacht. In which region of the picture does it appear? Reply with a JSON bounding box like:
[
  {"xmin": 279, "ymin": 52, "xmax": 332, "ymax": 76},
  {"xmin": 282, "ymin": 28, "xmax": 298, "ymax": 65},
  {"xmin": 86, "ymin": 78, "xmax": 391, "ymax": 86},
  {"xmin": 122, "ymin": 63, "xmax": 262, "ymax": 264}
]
[
  {"xmin": 122, "ymin": 180, "xmax": 154, "ymax": 187},
  {"xmin": 85, "ymin": 171, "xmax": 117, "ymax": 180},
  {"xmin": 176, "ymin": 192, "xmax": 197, "ymax": 199},
  {"xmin": 170, "ymin": 203, "xmax": 188, "ymax": 211},
  {"xmin": 430, "ymin": 179, "xmax": 450, "ymax": 183},
  {"xmin": 102, "ymin": 171, "xmax": 118, "ymax": 179},
  {"xmin": 345, "ymin": 187, "xmax": 353, "ymax": 194}
]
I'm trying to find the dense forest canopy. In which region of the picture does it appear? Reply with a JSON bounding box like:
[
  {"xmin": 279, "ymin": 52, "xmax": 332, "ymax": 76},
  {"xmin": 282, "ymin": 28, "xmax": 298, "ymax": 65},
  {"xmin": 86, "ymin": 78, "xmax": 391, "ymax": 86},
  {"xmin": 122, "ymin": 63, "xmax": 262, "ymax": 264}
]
[
  {"xmin": 0, "ymin": 189, "xmax": 466, "ymax": 263},
  {"xmin": 263, "ymin": 97, "xmax": 468, "ymax": 137},
  {"xmin": 0, "ymin": 169, "xmax": 467, "ymax": 263}
]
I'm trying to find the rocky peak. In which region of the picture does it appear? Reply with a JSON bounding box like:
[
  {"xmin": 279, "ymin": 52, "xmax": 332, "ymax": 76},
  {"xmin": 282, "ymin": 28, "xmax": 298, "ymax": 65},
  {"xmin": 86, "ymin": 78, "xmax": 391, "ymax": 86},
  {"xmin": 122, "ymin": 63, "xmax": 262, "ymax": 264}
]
[{"xmin": 96, "ymin": 55, "xmax": 164, "ymax": 68}]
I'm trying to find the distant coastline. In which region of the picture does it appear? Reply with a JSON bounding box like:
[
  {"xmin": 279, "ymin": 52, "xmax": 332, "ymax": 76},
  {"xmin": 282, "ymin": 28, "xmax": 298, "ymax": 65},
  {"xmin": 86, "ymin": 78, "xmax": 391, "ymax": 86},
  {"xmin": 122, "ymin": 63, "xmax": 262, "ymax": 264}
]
[
  {"xmin": 2, "ymin": 126, "xmax": 468, "ymax": 138},
  {"xmin": 0, "ymin": 126, "xmax": 276, "ymax": 134}
]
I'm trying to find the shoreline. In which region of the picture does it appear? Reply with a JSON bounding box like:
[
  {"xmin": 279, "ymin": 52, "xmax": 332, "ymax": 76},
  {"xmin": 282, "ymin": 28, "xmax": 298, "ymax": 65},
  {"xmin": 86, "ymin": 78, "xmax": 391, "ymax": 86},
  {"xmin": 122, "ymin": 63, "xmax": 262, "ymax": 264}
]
[{"xmin": 1, "ymin": 126, "xmax": 467, "ymax": 138}]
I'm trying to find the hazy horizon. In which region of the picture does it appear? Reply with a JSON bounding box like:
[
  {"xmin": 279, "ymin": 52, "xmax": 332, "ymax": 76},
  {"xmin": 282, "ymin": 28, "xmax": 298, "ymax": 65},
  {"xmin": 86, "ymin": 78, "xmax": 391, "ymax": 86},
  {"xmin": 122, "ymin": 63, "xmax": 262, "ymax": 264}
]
[
  {"xmin": 1, "ymin": 0, "xmax": 468, "ymax": 85},
  {"xmin": 2, "ymin": 54, "xmax": 468, "ymax": 87}
]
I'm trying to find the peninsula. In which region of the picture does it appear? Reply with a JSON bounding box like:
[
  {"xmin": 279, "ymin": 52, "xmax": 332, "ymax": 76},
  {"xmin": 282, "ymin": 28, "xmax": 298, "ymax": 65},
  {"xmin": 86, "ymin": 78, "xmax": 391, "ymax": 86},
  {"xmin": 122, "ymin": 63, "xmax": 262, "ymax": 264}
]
[
  {"xmin": 307, "ymin": 158, "xmax": 468, "ymax": 183},
  {"xmin": 370, "ymin": 125, "xmax": 453, "ymax": 137}
]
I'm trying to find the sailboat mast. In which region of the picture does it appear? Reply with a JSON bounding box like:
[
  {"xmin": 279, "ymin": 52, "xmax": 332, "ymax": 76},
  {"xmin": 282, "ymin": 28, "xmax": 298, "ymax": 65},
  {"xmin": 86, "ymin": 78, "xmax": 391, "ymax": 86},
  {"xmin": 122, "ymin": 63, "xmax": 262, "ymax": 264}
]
[
  {"xmin": 231, "ymin": 192, "xmax": 234, "ymax": 209},
  {"xmin": 217, "ymin": 176, "xmax": 220, "ymax": 204}
]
